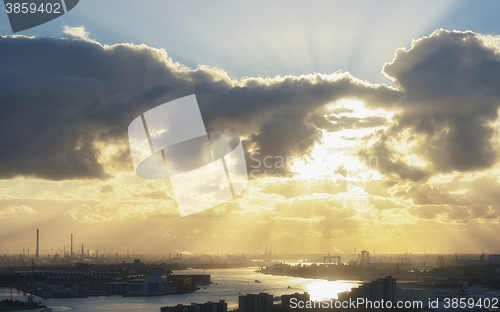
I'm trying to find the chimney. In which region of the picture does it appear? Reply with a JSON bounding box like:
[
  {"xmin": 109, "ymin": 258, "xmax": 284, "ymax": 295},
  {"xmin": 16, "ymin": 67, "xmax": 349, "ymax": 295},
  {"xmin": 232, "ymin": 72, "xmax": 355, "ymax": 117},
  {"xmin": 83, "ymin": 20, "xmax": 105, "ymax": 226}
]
[{"xmin": 35, "ymin": 229, "xmax": 39, "ymax": 262}]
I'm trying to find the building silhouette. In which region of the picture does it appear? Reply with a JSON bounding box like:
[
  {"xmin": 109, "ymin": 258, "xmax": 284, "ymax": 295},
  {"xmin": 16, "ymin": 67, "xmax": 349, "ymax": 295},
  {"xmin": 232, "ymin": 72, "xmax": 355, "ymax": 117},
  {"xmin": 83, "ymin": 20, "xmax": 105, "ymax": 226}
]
[
  {"xmin": 340, "ymin": 276, "xmax": 396, "ymax": 303},
  {"xmin": 239, "ymin": 293, "xmax": 273, "ymax": 312},
  {"xmin": 281, "ymin": 292, "xmax": 310, "ymax": 308},
  {"xmin": 161, "ymin": 300, "xmax": 227, "ymax": 312}
]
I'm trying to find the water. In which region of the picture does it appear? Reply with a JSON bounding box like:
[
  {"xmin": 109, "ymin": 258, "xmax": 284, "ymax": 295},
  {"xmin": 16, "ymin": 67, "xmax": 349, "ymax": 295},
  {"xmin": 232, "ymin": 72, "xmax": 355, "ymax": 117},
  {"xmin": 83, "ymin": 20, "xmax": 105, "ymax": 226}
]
[{"xmin": 0, "ymin": 267, "xmax": 360, "ymax": 311}]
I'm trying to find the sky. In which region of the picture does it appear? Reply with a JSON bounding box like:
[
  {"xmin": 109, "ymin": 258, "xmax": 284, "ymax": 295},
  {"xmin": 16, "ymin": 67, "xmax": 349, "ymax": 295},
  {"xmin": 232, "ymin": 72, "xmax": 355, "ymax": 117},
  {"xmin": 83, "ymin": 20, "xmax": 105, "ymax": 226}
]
[{"xmin": 1, "ymin": 1, "xmax": 500, "ymax": 257}]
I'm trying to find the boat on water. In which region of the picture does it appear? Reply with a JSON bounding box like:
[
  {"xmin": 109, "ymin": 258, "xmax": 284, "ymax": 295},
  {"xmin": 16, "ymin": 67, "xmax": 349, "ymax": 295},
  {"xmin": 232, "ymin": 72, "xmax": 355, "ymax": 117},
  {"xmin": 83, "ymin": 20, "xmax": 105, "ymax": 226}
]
[{"xmin": 254, "ymin": 279, "xmax": 261, "ymax": 283}]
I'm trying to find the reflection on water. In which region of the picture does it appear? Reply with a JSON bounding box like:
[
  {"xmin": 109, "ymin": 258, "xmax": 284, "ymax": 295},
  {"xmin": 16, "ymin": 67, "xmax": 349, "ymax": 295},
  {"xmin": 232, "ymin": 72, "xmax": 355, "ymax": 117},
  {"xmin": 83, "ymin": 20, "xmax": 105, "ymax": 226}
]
[
  {"xmin": 306, "ymin": 280, "xmax": 357, "ymax": 301},
  {"xmin": 0, "ymin": 267, "xmax": 360, "ymax": 311}
]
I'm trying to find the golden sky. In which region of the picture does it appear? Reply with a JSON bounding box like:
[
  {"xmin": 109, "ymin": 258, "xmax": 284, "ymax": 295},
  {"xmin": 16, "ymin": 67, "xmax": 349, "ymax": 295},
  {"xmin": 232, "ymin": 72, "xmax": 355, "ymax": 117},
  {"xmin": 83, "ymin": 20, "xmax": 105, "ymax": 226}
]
[{"xmin": 1, "ymin": 28, "xmax": 500, "ymax": 256}]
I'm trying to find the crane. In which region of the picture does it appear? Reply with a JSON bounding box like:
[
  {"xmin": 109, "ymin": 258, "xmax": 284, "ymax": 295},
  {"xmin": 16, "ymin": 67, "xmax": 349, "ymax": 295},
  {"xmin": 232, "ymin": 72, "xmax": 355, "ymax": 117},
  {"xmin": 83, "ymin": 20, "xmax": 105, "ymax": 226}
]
[{"xmin": 324, "ymin": 251, "xmax": 341, "ymax": 265}]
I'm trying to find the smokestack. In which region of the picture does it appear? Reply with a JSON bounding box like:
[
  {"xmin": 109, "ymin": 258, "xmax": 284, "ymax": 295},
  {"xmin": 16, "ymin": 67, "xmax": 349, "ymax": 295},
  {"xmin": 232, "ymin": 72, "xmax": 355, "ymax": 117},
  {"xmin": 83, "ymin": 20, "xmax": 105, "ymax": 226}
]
[
  {"xmin": 81, "ymin": 244, "xmax": 84, "ymax": 261},
  {"xmin": 35, "ymin": 229, "xmax": 39, "ymax": 262},
  {"xmin": 70, "ymin": 234, "xmax": 73, "ymax": 260}
]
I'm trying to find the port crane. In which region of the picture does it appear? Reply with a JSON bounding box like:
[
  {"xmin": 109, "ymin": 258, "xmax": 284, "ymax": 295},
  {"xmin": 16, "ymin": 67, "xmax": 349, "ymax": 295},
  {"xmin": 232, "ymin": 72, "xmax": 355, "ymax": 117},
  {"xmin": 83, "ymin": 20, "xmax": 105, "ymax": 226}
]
[
  {"xmin": 437, "ymin": 254, "xmax": 445, "ymax": 267},
  {"xmin": 257, "ymin": 260, "xmax": 263, "ymax": 271},
  {"xmin": 324, "ymin": 251, "xmax": 341, "ymax": 265},
  {"xmin": 361, "ymin": 250, "xmax": 370, "ymax": 265}
]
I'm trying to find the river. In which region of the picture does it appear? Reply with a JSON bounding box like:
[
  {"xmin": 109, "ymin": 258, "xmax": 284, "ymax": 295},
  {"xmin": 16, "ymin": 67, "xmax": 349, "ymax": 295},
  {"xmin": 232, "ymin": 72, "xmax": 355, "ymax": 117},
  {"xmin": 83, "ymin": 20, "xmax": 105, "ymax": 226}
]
[{"xmin": 0, "ymin": 267, "xmax": 360, "ymax": 311}]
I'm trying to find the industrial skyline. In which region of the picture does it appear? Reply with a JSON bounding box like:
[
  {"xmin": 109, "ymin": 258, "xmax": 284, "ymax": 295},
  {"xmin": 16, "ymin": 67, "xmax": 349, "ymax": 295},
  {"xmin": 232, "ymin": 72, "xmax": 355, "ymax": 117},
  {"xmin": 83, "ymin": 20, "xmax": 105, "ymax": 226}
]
[{"xmin": 2, "ymin": 229, "xmax": 500, "ymax": 259}]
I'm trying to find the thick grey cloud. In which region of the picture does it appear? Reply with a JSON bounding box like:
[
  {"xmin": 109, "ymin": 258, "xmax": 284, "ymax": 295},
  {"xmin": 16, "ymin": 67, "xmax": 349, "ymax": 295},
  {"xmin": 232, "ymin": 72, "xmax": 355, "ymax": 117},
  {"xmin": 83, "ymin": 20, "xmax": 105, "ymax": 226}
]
[
  {"xmin": 0, "ymin": 33, "xmax": 399, "ymax": 180},
  {"xmin": 375, "ymin": 29, "xmax": 500, "ymax": 179}
]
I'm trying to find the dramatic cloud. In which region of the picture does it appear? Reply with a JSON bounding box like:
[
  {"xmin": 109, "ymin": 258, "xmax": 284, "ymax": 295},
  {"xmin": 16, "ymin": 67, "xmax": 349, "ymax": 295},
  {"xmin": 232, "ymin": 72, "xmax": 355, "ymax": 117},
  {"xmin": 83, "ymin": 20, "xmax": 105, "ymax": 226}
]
[
  {"xmin": 372, "ymin": 29, "xmax": 500, "ymax": 180},
  {"xmin": 4, "ymin": 27, "xmax": 500, "ymax": 253},
  {"xmin": 0, "ymin": 28, "xmax": 399, "ymax": 180},
  {"xmin": 62, "ymin": 25, "xmax": 90, "ymax": 41}
]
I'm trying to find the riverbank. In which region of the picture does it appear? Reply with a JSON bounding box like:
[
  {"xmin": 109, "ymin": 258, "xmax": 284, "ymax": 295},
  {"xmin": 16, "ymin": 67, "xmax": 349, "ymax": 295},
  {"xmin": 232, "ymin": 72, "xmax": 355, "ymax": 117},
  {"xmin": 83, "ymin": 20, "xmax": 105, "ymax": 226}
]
[
  {"xmin": 9, "ymin": 285, "xmax": 86, "ymax": 299},
  {"xmin": 0, "ymin": 299, "xmax": 45, "ymax": 311}
]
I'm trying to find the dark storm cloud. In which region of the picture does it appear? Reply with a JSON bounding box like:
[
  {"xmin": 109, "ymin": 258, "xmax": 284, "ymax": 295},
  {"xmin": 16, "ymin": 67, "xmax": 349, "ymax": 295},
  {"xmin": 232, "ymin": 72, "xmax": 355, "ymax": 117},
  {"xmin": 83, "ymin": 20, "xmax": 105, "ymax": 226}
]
[
  {"xmin": 373, "ymin": 29, "xmax": 500, "ymax": 180},
  {"xmin": 200, "ymin": 74, "xmax": 399, "ymax": 175},
  {"xmin": 0, "ymin": 33, "xmax": 399, "ymax": 180}
]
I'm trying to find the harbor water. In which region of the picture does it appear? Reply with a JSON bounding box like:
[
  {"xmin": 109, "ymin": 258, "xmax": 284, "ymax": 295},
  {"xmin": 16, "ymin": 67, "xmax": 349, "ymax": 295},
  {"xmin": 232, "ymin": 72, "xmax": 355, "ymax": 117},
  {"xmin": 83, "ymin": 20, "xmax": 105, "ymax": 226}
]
[{"xmin": 0, "ymin": 267, "xmax": 360, "ymax": 311}]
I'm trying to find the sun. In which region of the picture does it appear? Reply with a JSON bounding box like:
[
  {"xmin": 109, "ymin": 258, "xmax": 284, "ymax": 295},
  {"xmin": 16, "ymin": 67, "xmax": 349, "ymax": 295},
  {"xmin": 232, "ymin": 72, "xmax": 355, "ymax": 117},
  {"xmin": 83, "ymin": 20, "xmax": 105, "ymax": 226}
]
[
  {"xmin": 289, "ymin": 99, "xmax": 389, "ymax": 182},
  {"xmin": 306, "ymin": 280, "xmax": 361, "ymax": 300}
]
